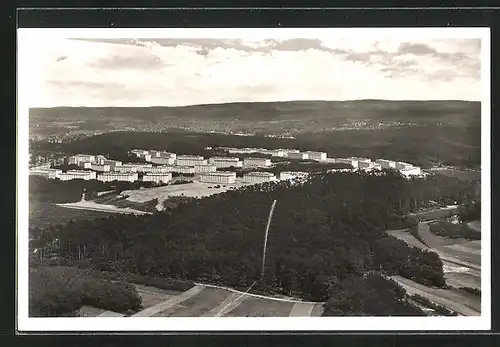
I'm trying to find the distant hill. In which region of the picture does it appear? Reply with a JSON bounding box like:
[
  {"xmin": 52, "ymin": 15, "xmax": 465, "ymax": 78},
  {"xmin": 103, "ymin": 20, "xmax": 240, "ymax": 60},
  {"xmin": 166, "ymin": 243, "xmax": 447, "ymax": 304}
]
[{"xmin": 29, "ymin": 100, "xmax": 481, "ymax": 138}]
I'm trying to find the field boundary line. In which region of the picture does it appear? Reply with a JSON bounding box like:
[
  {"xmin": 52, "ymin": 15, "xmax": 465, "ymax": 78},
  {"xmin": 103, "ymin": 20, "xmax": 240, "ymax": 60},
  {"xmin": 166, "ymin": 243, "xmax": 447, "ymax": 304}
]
[{"xmin": 194, "ymin": 282, "xmax": 324, "ymax": 305}]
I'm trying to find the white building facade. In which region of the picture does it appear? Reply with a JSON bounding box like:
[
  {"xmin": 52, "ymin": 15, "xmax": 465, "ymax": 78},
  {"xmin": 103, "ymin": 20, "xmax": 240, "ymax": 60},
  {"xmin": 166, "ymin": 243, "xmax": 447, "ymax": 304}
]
[
  {"xmin": 243, "ymin": 157, "xmax": 272, "ymax": 168},
  {"xmin": 303, "ymin": 151, "xmax": 327, "ymax": 161},
  {"xmin": 91, "ymin": 164, "xmax": 111, "ymax": 172},
  {"xmin": 172, "ymin": 165, "xmax": 196, "ymax": 175},
  {"xmin": 151, "ymin": 157, "xmax": 176, "ymax": 165},
  {"xmin": 176, "ymin": 156, "xmax": 207, "ymax": 166},
  {"xmin": 375, "ymin": 159, "xmax": 396, "ymax": 169},
  {"xmin": 193, "ymin": 164, "xmax": 217, "ymax": 173},
  {"xmin": 199, "ymin": 171, "xmax": 237, "ymax": 184},
  {"xmin": 142, "ymin": 173, "xmax": 172, "ymax": 184},
  {"xmin": 68, "ymin": 154, "xmax": 96, "ymax": 165},
  {"xmin": 97, "ymin": 172, "xmax": 138, "ymax": 182},
  {"xmin": 287, "ymin": 152, "xmax": 309, "ymax": 160},
  {"xmin": 209, "ymin": 157, "xmax": 243, "ymax": 168},
  {"xmin": 243, "ymin": 172, "xmax": 277, "ymax": 183},
  {"xmin": 58, "ymin": 170, "xmax": 96, "ymax": 181}
]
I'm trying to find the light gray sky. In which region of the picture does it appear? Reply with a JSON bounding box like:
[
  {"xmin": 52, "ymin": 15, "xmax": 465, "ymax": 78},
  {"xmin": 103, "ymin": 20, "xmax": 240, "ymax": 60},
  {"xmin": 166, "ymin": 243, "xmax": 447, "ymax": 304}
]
[{"xmin": 19, "ymin": 31, "xmax": 483, "ymax": 107}]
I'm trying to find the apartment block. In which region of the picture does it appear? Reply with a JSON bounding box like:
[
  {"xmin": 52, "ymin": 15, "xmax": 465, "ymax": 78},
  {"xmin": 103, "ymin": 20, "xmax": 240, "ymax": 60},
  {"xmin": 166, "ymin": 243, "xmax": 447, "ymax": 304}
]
[{"xmin": 199, "ymin": 171, "xmax": 237, "ymax": 184}]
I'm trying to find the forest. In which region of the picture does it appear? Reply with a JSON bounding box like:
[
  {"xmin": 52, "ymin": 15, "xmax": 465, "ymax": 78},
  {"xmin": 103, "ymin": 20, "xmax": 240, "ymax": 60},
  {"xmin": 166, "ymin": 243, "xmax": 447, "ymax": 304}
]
[
  {"xmin": 29, "ymin": 266, "xmax": 142, "ymax": 317},
  {"xmin": 32, "ymin": 124, "xmax": 481, "ymax": 169},
  {"xmin": 31, "ymin": 170, "xmax": 477, "ymax": 310}
]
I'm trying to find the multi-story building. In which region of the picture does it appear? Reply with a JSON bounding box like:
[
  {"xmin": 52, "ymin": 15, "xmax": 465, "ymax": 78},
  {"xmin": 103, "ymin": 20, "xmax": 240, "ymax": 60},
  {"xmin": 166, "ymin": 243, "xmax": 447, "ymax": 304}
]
[
  {"xmin": 115, "ymin": 163, "xmax": 152, "ymax": 173},
  {"xmin": 303, "ymin": 151, "xmax": 327, "ymax": 161},
  {"xmin": 142, "ymin": 165, "xmax": 172, "ymax": 174},
  {"xmin": 227, "ymin": 147, "xmax": 257, "ymax": 154},
  {"xmin": 115, "ymin": 165, "xmax": 138, "ymax": 173},
  {"xmin": 243, "ymin": 172, "xmax": 277, "ymax": 184},
  {"xmin": 396, "ymin": 161, "xmax": 414, "ymax": 170},
  {"xmin": 199, "ymin": 171, "xmax": 237, "ymax": 184},
  {"xmin": 176, "ymin": 155, "xmax": 207, "ymax": 166},
  {"xmin": 68, "ymin": 154, "xmax": 96, "ymax": 165},
  {"xmin": 78, "ymin": 161, "xmax": 93, "ymax": 169},
  {"xmin": 193, "ymin": 164, "xmax": 217, "ymax": 173},
  {"xmin": 172, "ymin": 165, "xmax": 196, "ymax": 175},
  {"xmin": 58, "ymin": 170, "xmax": 96, "ymax": 181},
  {"xmin": 375, "ymin": 159, "xmax": 396, "ymax": 169},
  {"xmin": 151, "ymin": 157, "xmax": 176, "ymax": 165},
  {"xmin": 97, "ymin": 172, "xmax": 138, "ymax": 182},
  {"xmin": 279, "ymin": 171, "xmax": 309, "ymax": 181},
  {"xmin": 243, "ymin": 157, "xmax": 272, "ymax": 168},
  {"xmin": 336, "ymin": 158, "xmax": 359, "ymax": 168},
  {"xmin": 91, "ymin": 163, "xmax": 111, "ymax": 172},
  {"xmin": 263, "ymin": 149, "xmax": 286, "ymax": 157},
  {"xmin": 358, "ymin": 159, "xmax": 373, "ymax": 169},
  {"xmin": 142, "ymin": 173, "xmax": 172, "ymax": 184},
  {"xmin": 209, "ymin": 157, "xmax": 243, "ymax": 168},
  {"xmin": 287, "ymin": 152, "xmax": 309, "ymax": 160}
]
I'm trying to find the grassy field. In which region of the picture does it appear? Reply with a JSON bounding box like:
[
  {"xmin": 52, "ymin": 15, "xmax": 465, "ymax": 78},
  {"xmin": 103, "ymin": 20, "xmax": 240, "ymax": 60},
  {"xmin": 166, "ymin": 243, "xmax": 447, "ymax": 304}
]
[
  {"xmin": 134, "ymin": 284, "xmax": 182, "ymax": 309},
  {"xmin": 224, "ymin": 296, "xmax": 296, "ymax": 317},
  {"xmin": 152, "ymin": 287, "xmax": 233, "ymax": 317},
  {"xmin": 29, "ymin": 199, "xmax": 114, "ymax": 229}
]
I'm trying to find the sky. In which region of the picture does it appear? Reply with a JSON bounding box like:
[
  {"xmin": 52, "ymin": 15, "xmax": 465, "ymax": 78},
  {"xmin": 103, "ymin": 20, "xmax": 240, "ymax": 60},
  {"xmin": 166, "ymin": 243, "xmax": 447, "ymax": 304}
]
[{"xmin": 18, "ymin": 30, "xmax": 484, "ymax": 107}]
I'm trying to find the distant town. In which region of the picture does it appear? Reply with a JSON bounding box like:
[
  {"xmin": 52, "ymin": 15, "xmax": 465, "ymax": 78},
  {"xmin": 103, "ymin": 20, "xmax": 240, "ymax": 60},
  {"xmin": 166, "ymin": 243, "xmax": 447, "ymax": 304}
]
[{"xmin": 30, "ymin": 146, "xmax": 424, "ymax": 187}]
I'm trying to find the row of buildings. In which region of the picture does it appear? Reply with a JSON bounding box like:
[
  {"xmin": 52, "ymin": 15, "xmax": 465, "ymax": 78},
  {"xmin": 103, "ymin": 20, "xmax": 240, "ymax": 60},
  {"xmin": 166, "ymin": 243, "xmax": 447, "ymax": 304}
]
[
  {"xmin": 221, "ymin": 147, "xmax": 328, "ymax": 161},
  {"xmin": 198, "ymin": 171, "xmax": 310, "ymax": 184},
  {"xmin": 36, "ymin": 169, "xmax": 172, "ymax": 184},
  {"xmin": 335, "ymin": 157, "xmax": 422, "ymax": 177}
]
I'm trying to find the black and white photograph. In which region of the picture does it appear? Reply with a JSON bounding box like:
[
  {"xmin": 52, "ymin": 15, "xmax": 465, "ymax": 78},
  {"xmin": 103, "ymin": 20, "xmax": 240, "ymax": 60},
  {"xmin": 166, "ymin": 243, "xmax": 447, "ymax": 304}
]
[{"xmin": 17, "ymin": 27, "xmax": 490, "ymax": 331}]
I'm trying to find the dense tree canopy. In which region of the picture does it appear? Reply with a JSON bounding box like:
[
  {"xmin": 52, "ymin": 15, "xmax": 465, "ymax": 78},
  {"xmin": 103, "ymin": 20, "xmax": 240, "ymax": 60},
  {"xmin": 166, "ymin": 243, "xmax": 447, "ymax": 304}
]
[{"xmin": 33, "ymin": 171, "xmax": 476, "ymax": 305}]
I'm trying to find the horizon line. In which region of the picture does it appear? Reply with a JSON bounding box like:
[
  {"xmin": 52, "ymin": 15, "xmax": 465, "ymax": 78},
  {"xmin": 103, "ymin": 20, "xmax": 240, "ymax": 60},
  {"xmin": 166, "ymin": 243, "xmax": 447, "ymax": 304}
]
[{"xmin": 29, "ymin": 99, "xmax": 481, "ymax": 109}]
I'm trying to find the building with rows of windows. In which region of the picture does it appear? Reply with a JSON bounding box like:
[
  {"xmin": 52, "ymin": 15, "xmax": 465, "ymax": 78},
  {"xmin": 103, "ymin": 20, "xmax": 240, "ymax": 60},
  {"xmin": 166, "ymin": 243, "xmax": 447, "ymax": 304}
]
[
  {"xmin": 172, "ymin": 165, "xmax": 196, "ymax": 175},
  {"xmin": 193, "ymin": 164, "xmax": 217, "ymax": 173},
  {"xmin": 58, "ymin": 170, "xmax": 96, "ymax": 181},
  {"xmin": 243, "ymin": 157, "xmax": 272, "ymax": 168},
  {"xmin": 68, "ymin": 154, "xmax": 96, "ymax": 165},
  {"xmin": 303, "ymin": 151, "xmax": 327, "ymax": 161},
  {"xmin": 199, "ymin": 171, "xmax": 237, "ymax": 184},
  {"xmin": 97, "ymin": 172, "xmax": 138, "ymax": 182},
  {"xmin": 151, "ymin": 156, "xmax": 176, "ymax": 165},
  {"xmin": 209, "ymin": 157, "xmax": 243, "ymax": 168},
  {"xmin": 142, "ymin": 173, "xmax": 172, "ymax": 184},
  {"xmin": 91, "ymin": 163, "xmax": 111, "ymax": 172},
  {"xmin": 375, "ymin": 159, "xmax": 396, "ymax": 169},
  {"xmin": 242, "ymin": 172, "xmax": 277, "ymax": 184},
  {"xmin": 175, "ymin": 155, "xmax": 207, "ymax": 166}
]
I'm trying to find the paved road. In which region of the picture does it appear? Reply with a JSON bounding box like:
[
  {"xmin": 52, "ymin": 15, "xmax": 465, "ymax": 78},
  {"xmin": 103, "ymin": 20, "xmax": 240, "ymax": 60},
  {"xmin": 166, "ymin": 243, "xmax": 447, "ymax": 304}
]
[
  {"xmin": 288, "ymin": 302, "xmax": 315, "ymax": 317},
  {"xmin": 132, "ymin": 285, "xmax": 205, "ymax": 317},
  {"xmin": 393, "ymin": 276, "xmax": 480, "ymax": 316}
]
